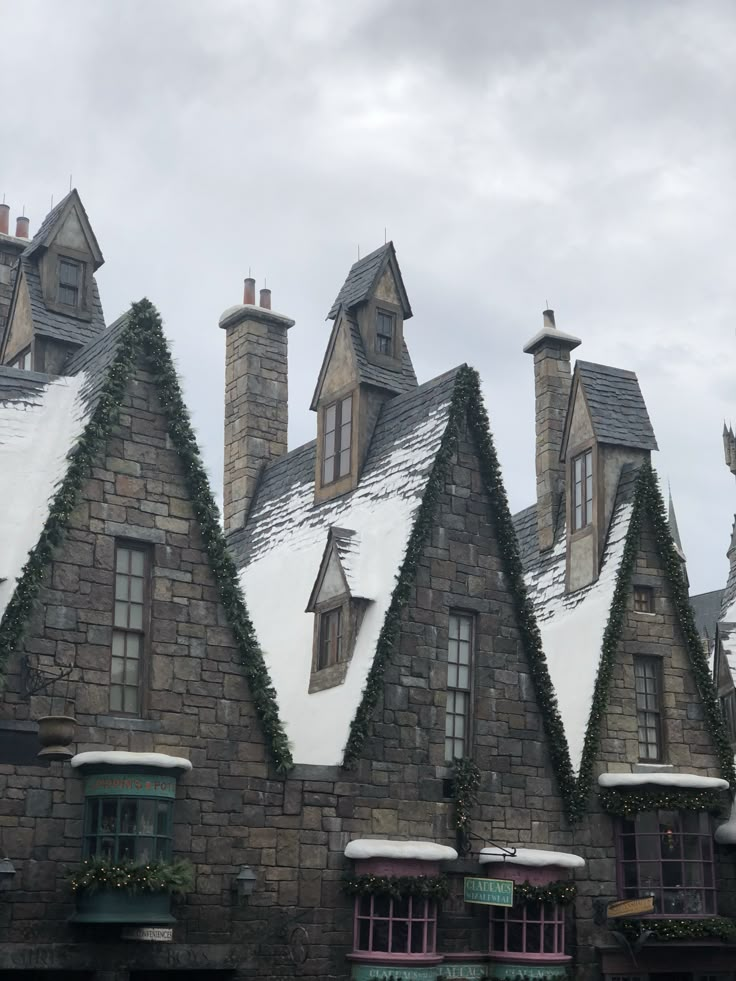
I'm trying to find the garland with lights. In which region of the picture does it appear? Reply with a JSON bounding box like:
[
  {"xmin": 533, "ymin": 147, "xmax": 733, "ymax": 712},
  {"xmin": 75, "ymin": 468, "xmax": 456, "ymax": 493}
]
[
  {"xmin": 69, "ymin": 857, "xmax": 194, "ymax": 896},
  {"xmin": 341, "ymin": 368, "xmax": 577, "ymax": 821},
  {"xmin": 599, "ymin": 787, "xmax": 726, "ymax": 818},
  {"xmin": 617, "ymin": 915, "xmax": 736, "ymax": 944},
  {"xmin": 573, "ymin": 464, "xmax": 736, "ymax": 819},
  {"xmin": 453, "ymin": 757, "xmax": 481, "ymax": 855},
  {"xmin": 0, "ymin": 300, "xmax": 293, "ymax": 773},
  {"xmin": 513, "ymin": 879, "xmax": 577, "ymax": 907},
  {"xmin": 343, "ymin": 873, "xmax": 450, "ymax": 901}
]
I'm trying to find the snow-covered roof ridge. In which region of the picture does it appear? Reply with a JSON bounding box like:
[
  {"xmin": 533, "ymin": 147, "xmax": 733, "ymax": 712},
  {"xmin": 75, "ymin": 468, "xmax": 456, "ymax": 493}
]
[
  {"xmin": 232, "ymin": 367, "xmax": 462, "ymax": 765},
  {"xmin": 71, "ymin": 751, "xmax": 192, "ymax": 771},
  {"xmin": 345, "ymin": 839, "xmax": 458, "ymax": 861},
  {"xmin": 598, "ymin": 771, "xmax": 729, "ymax": 790},
  {"xmin": 479, "ymin": 847, "xmax": 585, "ymax": 869}
]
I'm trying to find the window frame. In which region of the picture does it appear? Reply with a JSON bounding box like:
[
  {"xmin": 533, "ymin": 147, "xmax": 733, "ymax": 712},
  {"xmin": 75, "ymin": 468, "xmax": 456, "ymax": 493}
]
[
  {"xmin": 322, "ymin": 394, "xmax": 353, "ymax": 486},
  {"xmin": 720, "ymin": 690, "xmax": 736, "ymax": 743},
  {"xmin": 634, "ymin": 654, "xmax": 663, "ymax": 762},
  {"xmin": 57, "ymin": 256, "xmax": 83, "ymax": 308},
  {"xmin": 490, "ymin": 901, "xmax": 566, "ymax": 958},
  {"xmin": 571, "ymin": 448, "xmax": 594, "ymax": 532},
  {"xmin": 8, "ymin": 346, "xmax": 31, "ymax": 371},
  {"xmin": 445, "ymin": 611, "xmax": 474, "ymax": 763},
  {"xmin": 616, "ymin": 809, "xmax": 716, "ymax": 917},
  {"xmin": 375, "ymin": 308, "xmax": 396, "ymax": 357},
  {"xmin": 353, "ymin": 893, "xmax": 438, "ymax": 959},
  {"xmin": 110, "ymin": 542, "xmax": 151, "ymax": 717},
  {"xmin": 83, "ymin": 794, "xmax": 174, "ymax": 864},
  {"xmin": 317, "ymin": 605, "xmax": 343, "ymax": 671},
  {"xmin": 633, "ymin": 585, "xmax": 655, "ymax": 614}
]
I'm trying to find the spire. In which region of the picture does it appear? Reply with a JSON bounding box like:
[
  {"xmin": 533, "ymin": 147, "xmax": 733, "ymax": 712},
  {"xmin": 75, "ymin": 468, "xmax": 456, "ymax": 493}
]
[{"xmin": 724, "ymin": 423, "xmax": 736, "ymax": 476}]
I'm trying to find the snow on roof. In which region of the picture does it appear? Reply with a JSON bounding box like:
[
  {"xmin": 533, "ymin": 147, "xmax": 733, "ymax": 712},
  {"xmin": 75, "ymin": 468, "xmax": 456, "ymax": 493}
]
[
  {"xmin": 479, "ymin": 847, "xmax": 585, "ymax": 869},
  {"xmin": 345, "ymin": 839, "xmax": 458, "ymax": 861},
  {"xmin": 231, "ymin": 368, "xmax": 460, "ymax": 765},
  {"xmin": 71, "ymin": 751, "xmax": 192, "ymax": 771},
  {"xmin": 0, "ymin": 368, "xmax": 89, "ymax": 620},
  {"xmin": 598, "ymin": 771, "xmax": 729, "ymax": 790},
  {"xmin": 514, "ymin": 468, "xmax": 638, "ymax": 773}
]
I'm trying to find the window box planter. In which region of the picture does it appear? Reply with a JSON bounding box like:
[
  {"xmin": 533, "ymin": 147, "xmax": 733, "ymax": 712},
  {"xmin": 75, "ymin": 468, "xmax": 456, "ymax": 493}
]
[{"xmin": 71, "ymin": 888, "xmax": 175, "ymax": 924}]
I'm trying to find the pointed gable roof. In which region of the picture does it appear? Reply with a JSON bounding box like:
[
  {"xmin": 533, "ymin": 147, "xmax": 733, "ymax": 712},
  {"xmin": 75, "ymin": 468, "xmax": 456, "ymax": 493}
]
[
  {"xmin": 305, "ymin": 526, "xmax": 363, "ymax": 611},
  {"xmin": 24, "ymin": 188, "xmax": 104, "ymax": 269},
  {"xmin": 327, "ymin": 242, "xmax": 412, "ymax": 320},
  {"xmin": 561, "ymin": 361, "xmax": 658, "ymax": 459}
]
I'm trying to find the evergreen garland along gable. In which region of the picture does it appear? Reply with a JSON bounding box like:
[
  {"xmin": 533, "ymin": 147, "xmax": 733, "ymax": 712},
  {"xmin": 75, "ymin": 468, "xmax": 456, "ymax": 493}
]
[
  {"xmin": 341, "ymin": 367, "xmax": 578, "ymax": 819},
  {"xmin": 0, "ymin": 299, "xmax": 293, "ymax": 774},
  {"xmin": 573, "ymin": 463, "xmax": 735, "ymax": 820}
]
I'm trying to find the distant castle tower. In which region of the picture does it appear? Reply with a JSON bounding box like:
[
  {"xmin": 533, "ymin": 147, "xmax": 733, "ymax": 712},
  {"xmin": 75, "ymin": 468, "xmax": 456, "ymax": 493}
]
[{"xmin": 724, "ymin": 424, "xmax": 736, "ymax": 478}]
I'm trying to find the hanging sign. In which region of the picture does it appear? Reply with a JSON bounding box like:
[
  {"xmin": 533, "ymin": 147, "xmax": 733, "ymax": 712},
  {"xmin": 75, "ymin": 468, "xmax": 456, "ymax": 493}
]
[
  {"xmin": 463, "ymin": 876, "xmax": 514, "ymax": 907},
  {"xmin": 607, "ymin": 896, "xmax": 655, "ymax": 919},
  {"xmin": 121, "ymin": 926, "xmax": 174, "ymax": 942}
]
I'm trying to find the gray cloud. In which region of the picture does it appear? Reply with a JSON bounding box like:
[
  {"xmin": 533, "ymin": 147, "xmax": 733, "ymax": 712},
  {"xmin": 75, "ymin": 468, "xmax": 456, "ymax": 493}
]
[{"xmin": 3, "ymin": 0, "xmax": 734, "ymax": 591}]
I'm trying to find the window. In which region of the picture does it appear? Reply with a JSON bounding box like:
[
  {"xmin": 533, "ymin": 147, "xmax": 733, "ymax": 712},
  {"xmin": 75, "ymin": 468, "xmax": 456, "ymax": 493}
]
[
  {"xmin": 84, "ymin": 795, "xmax": 173, "ymax": 864},
  {"xmin": 634, "ymin": 656, "xmax": 662, "ymax": 761},
  {"xmin": 375, "ymin": 309, "xmax": 395, "ymax": 356},
  {"xmin": 58, "ymin": 258, "xmax": 82, "ymax": 307},
  {"xmin": 721, "ymin": 691, "xmax": 736, "ymax": 742},
  {"xmin": 318, "ymin": 607, "xmax": 342, "ymax": 671},
  {"xmin": 617, "ymin": 810, "xmax": 715, "ymax": 915},
  {"xmin": 322, "ymin": 395, "xmax": 352, "ymax": 485},
  {"xmin": 572, "ymin": 448, "xmax": 593, "ymax": 531},
  {"xmin": 9, "ymin": 347, "xmax": 31, "ymax": 370},
  {"xmin": 111, "ymin": 544, "xmax": 148, "ymax": 714},
  {"xmin": 354, "ymin": 894, "xmax": 437, "ymax": 957},
  {"xmin": 445, "ymin": 613, "xmax": 473, "ymax": 762},
  {"xmin": 633, "ymin": 585, "xmax": 655, "ymax": 614},
  {"xmin": 490, "ymin": 902, "xmax": 566, "ymax": 957}
]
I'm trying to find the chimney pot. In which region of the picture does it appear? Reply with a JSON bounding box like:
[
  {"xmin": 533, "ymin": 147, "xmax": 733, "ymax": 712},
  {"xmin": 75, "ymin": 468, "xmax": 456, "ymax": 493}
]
[
  {"xmin": 0, "ymin": 204, "xmax": 8, "ymax": 236},
  {"xmin": 15, "ymin": 215, "xmax": 29, "ymax": 239},
  {"xmin": 243, "ymin": 277, "xmax": 256, "ymax": 305},
  {"xmin": 259, "ymin": 288, "xmax": 271, "ymax": 310},
  {"xmin": 543, "ymin": 308, "xmax": 556, "ymax": 329}
]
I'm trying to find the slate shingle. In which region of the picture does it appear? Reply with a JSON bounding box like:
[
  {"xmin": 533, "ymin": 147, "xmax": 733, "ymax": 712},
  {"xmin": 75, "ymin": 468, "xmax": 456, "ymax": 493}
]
[
  {"xmin": 327, "ymin": 242, "xmax": 411, "ymax": 320},
  {"xmin": 575, "ymin": 361, "xmax": 658, "ymax": 452}
]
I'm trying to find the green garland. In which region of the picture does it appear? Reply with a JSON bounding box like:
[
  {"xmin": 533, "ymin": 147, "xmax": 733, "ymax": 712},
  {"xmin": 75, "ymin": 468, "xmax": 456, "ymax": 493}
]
[
  {"xmin": 453, "ymin": 757, "xmax": 481, "ymax": 854},
  {"xmin": 342, "ymin": 368, "xmax": 577, "ymax": 822},
  {"xmin": 600, "ymin": 787, "xmax": 726, "ymax": 818},
  {"xmin": 513, "ymin": 879, "xmax": 577, "ymax": 906},
  {"xmin": 617, "ymin": 915, "xmax": 736, "ymax": 944},
  {"xmin": 574, "ymin": 464, "xmax": 736, "ymax": 819},
  {"xmin": 343, "ymin": 873, "xmax": 449, "ymax": 901},
  {"xmin": 69, "ymin": 857, "xmax": 194, "ymax": 896},
  {"xmin": 0, "ymin": 299, "xmax": 293, "ymax": 773}
]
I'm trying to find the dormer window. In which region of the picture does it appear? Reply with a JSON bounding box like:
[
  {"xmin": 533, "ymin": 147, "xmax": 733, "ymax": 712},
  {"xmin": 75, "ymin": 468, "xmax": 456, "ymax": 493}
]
[
  {"xmin": 322, "ymin": 395, "xmax": 352, "ymax": 485},
  {"xmin": 572, "ymin": 448, "xmax": 593, "ymax": 531},
  {"xmin": 318, "ymin": 607, "xmax": 342, "ymax": 670},
  {"xmin": 375, "ymin": 309, "xmax": 395, "ymax": 356},
  {"xmin": 58, "ymin": 258, "xmax": 82, "ymax": 307}
]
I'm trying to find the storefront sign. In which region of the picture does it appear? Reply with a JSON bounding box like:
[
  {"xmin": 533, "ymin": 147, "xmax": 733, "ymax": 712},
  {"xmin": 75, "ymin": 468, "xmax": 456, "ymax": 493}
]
[
  {"xmin": 121, "ymin": 926, "xmax": 173, "ymax": 942},
  {"xmin": 437, "ymin": 963, "xmax": 487, "ymax": 978},
  {"xmin": 351, "ymin": 965, "xmax": 439, "ymax": 981},
  {"xmin": 607, "ymin": 896, "xmax": 654, "ymax": 919},
  {"xmin": 463, "ymin": 877, "xmax": 514, "ymax": 907},
  {"xmin": 493, "ymin": 966, "xmax": 567, "ymax": 980},
  {"xmin": 84, "ymin": 773, "xmax": 177, "ymax": 799}
]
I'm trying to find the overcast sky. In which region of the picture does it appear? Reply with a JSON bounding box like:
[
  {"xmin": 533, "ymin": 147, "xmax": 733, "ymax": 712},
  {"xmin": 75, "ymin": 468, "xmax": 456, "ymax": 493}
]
[{"xmin": 4, "ymin": 0, "xmax": 735, "ymax": 594}]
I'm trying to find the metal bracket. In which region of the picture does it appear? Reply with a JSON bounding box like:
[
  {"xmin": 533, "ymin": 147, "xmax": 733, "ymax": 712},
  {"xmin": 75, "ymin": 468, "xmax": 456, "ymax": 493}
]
[{"xmin": 19, "ymin": 655, "xmax": 73, "ymax": 700}]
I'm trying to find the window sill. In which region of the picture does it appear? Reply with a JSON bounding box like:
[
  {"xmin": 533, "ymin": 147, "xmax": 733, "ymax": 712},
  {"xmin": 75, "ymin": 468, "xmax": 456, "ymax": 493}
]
[
  {"xmin": 309, "ymin": 661, "xmax": 349, "ymax": 693},
  {"xmin": 488, "ymin": 952, "xmax": 572, "ymax": 964},
  {"xmin": 94, "ymin": 715, "xmax": 161, "ymax": 732},
  {"xmin": 347, "ymin": 953, "xmax": 443, "ymax": 965}
]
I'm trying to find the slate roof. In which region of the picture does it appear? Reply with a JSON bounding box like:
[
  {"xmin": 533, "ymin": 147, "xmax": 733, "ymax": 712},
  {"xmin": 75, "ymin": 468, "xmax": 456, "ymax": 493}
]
[
  {"xmin": 327, "ymin": 242, "xmax": 412, "ymax": 319},
  {"xmin": 24, "ymin": 189, "xmax": 104, "ymax": 267},
  {"xmin": 348, "ymin": 315, "xmax": 417, "ymax": 394},
  {"xmin": 573, "ymin": 361, "xmax": 658, "ymax": 453},
  {"xmin": 20, "ymin": 254, "xmax": 106, "ymax": 350},
  {"xmin": 689, "ymin": 588, "xmax": 725, "ymax": 643},
  {"xmin": 229, "ymin": 366, "xmax": 461, "ymax": 765}
]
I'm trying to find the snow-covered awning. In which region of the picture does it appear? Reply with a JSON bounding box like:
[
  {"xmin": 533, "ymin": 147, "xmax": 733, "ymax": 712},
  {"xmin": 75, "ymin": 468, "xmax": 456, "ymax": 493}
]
[
  {"xmin": 345, "ymin": 839, "xmax": 458, "ymax": 862},
  {"xmin": 598, "ymin": 772, "xmax": 729, "ymax": 791},
  {"xmin": 479, "ymin": 847, "xmax": 584, "ymax": 870},
  {"xmin": 71, "ymin": 751, "xmax": 192, "ymax": 772}
]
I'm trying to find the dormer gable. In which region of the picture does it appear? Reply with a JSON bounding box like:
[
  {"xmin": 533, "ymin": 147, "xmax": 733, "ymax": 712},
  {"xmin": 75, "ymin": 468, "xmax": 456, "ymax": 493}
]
[{"xmin": 561, "ymin": 361, "xmax": 657, "ymax": 591}]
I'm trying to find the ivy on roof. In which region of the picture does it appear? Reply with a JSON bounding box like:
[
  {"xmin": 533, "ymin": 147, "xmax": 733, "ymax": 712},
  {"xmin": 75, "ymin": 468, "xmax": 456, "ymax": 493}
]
[
  {"xmin": 342, "ymin": 366, "xmax": 578, "ymax": 814},
  {"xmin": 573, "ymin": 463, "xmax": 735, "ymax": 820},
  {"xmin": 0, "ymin": 299, "xmax": 293, "ymax": 773}
]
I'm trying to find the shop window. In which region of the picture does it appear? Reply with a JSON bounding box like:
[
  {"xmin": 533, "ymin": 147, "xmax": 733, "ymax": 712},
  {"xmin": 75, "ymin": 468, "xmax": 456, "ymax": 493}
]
[
  {"xmin": 354, "ymin": 894, "xmax": 437, "ymax": 957},
  {"xmin": 84, "ymin": 795, "xmax": 173, "ymax": 863},
  {"xmin": 617, "ymin": 810, "xmax": 716, "ymax": 915},
  {"xmin": 490, "ymin": 901, "xmax": 565, "ymax": 957}
]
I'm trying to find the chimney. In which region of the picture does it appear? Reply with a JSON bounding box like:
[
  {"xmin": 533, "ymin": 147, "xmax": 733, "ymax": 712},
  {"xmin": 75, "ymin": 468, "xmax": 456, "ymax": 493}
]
[
  {"xmin": 523, "ymin": 309, "xmax": 581, "ymax": 551},
  {"xmin": 243, "ymin": 277, "xmax": 256, "ymax": 305},
  {"xmin": 15, "ymin": 215, "xmax": 29, "ymax": 239},
  {"xmin": 0, "ymin": 204, "xmax": 8, "ymax": 236},
  {"xmin": 219, "ymin": 281, "xmax": 295, "ymax": 535}
]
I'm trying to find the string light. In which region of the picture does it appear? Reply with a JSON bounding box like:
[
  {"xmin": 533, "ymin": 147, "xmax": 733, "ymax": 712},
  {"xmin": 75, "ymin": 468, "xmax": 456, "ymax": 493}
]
[{"xmin": 69, "ymin": 857, "xmax": 194, "ymax": 896}]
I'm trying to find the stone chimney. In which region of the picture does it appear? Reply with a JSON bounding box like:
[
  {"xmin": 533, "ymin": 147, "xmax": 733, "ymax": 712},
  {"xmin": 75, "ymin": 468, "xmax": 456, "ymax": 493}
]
[
  {"xmin": 523, "ymin": 310, "xmax": 581, "ymax": 551},
  {"xmin": 219, "ymin": 281, "xmax": 295, "ymax": 535}
]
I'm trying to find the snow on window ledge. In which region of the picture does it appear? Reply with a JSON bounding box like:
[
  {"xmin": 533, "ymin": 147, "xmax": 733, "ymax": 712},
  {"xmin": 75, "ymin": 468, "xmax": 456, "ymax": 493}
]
[
  {"xmin": 344, "ymin": 839, "xmax": 458, "ymax": 862},
  {"xmin": 598, "ymin": 772, "xmax": 728, "ymax": 790},
  {"xmin": 71, "ymin": 751, "xmax": 193, "ymax": 772},
  {"xmin": 479, "ymin": 847, "xmax": 585, "ymax": 870}
]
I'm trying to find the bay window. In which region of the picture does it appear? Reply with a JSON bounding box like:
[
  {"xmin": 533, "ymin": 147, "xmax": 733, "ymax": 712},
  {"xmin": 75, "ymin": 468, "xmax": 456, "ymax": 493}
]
[
  {"xmin": 491, "ymin": 901, "xmax": 565, "ymax": 957},
  {"xmin": 354, "ymin": 894, "xmax": 437, "ymax": 956}
]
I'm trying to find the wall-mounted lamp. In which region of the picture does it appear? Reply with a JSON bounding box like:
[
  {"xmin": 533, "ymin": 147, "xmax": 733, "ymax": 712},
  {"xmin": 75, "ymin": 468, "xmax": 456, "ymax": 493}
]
[
  {"xmin": 0, "ymin": 858, "xmax": 16, "ymax": 892},
  {"xmin": 232, "ymin": 864, "xmax": 257, "ymax": 902}
]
